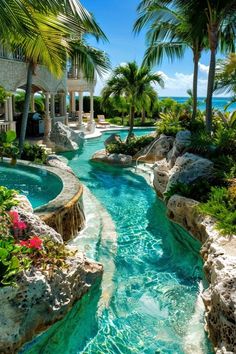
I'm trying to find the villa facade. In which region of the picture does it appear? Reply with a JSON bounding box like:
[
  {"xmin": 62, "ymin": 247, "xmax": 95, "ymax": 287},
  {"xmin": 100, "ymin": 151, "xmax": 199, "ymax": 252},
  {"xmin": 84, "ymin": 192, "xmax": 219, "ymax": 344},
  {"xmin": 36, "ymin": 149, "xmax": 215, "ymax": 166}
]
[{"xmin": 0, "ymin": 46, "xmax": 96, "ymax": 141}]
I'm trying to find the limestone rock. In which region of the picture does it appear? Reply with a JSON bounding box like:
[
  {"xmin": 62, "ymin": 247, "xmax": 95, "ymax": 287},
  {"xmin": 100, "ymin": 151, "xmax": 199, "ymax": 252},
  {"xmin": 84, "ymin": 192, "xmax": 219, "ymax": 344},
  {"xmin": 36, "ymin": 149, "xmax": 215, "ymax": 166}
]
[
  {"xmin": 46, "ymin": 154, "xmax": 74, "ymax": 174},
  {"xmin": 14, "ymin": 207, "xmax": 63, "ymax": 244},
  {"xmin": 14, "ymin": 194, "xmax": 33, "ymax": 213},
  {"xmin": 0, "ymin": 253, "xmax": 103, "ymax": 353},
  {"xmin": 50, "ymin": 122, "xmax": 84, "ymax": 152},
  {"xmin": 167, "ymin": 130, "xmax": 191, "ymax": 167},
  {"xmin": 166, "ymin": 152, "xmax": 214, "ymax": 193},
  {"xmin": 91, "ymin": 149, "xmax": 132, "ymax": 166},
  {"xmin": 165, "ymin": 194, "xmax": 236, "ymax": 353},
  {"xmin": 153, "ymin": 159, "xmax": 170, "ymax": 196},
  {"xmin": 104, "ymin": 133, "xmax": 122, "ymax": 147},
  {"xmin": 134, "ymin": 134, "xmax": 174, "ymax": 162}
]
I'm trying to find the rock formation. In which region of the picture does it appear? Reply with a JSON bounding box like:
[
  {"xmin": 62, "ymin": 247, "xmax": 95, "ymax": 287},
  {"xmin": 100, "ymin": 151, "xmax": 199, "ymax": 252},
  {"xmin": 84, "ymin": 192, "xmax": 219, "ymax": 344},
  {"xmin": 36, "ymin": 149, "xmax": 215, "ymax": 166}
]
[
  {"xmin": 134, "ymin": 134, "xmax": 174, "ymax": 162},
  {"xmin": 91, "ymin": 149, "xmax": 133, "ymax": 166},
  {"xmin": 0, "ymin": 195, "xmax": 103, "ymax": 353},
  {"xmin": 104, "ymin": 133, "xmax": 122, "ymax": 147},
  {"xmin": 50, "ymin": 122, "xmax": 84, "ymax": 151},
  {"xmin": 148, "ymin": 131, "xmax": 236, "ymax": 353}
]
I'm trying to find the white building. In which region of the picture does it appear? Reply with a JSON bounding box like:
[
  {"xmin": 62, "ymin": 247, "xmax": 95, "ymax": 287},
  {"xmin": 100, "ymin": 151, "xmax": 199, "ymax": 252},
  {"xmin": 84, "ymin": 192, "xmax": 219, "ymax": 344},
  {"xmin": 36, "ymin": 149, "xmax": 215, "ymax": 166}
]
[{"xmin": 0, "ymin": 46, "xmax": 96, "ymax": 141}]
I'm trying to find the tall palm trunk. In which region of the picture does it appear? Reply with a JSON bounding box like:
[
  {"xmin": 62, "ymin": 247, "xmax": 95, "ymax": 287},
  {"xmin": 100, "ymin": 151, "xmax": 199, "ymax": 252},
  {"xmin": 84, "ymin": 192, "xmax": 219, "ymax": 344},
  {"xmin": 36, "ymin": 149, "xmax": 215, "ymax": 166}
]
[
  {"xmin": 141, "ymin": 108, "xmax": 145, "ymax": 124},
  {"xmin": 127, "ymin": 104, "xmax": 135, "ymax": 141},
  {"xmin": 19, "ymin": 61, "xmax": 34, "ymax": 155},
  {"xmin": 192, "ymin": 52, "xmax": 200, "ymax": 122},
  {"xmin": 206, "ymin": 25, "xmax": 218, "ymax": 133}
]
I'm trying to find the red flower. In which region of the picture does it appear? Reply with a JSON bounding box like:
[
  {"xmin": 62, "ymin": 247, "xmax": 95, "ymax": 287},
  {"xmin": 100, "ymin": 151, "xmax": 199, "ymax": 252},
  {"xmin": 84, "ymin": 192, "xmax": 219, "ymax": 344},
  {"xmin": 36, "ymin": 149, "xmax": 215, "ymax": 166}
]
[
  {"xmin": 29, "ymin": 236, "xmax": 43, "ymax": 250},
  {"xmin": 20, "ymin": 236, "xmax": 43, "ymax": 250},
  {"xmin": 9, "ymin": 211, "xmax": 19, "ymax": 223}
]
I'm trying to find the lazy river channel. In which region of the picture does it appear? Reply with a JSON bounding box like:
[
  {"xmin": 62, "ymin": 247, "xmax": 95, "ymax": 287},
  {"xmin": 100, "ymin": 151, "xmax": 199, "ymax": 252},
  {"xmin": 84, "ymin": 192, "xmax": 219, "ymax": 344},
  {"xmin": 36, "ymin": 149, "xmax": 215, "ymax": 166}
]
[{"xmin": 22, "ymin": 129, "xmax": 213, "ymax": 354}]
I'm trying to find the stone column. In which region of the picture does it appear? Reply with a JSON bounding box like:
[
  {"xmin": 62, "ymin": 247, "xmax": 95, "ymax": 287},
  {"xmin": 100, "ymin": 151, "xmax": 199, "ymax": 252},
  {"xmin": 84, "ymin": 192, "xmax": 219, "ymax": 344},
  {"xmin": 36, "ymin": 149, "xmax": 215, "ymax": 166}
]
[
  {"xmin": 4, "ymin": 99, "xmax": 8, "ymax": 121},
  {"xmin": 8, "ymin": 96, "xmax": 15, "ymax": 131},
  {"xmin": 87, "ymin": 91, "xmax": 95, "ymax": 133},
  {"xmin": 59, "ymin": 93, "xmax": 64, "ymax": 116},
  {"xmin": 44, "ymin": 92, "xmax": 51, "ymax": 143},
  {"xmin": 78, "ymin": 91, "xmax": 83, "ymax": 128},
  {"xmin": 71, "ymin": 91, "xmax": 76, "ymax": 118},
  {"xmin": 63, "ymin": 93, "xmax": 67, "ymax": 116},
  {"xmin": 90, "ymin": 91, "xmax": 94, "ymax": 122},
  {"xmin": 12, "ymin": 94, "xmax": 15, "ymax": 117},
  {"xmin": 50, "ymin": 93, "xmax": 55, "ymax": 124}
]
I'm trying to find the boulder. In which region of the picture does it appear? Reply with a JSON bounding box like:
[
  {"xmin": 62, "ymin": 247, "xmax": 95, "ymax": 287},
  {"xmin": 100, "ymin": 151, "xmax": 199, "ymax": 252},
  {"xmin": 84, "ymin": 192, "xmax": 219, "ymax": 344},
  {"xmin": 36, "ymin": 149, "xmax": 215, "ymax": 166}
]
[
  {"xmin": 134, "ymin": 134, "xmax": 174, "ymax": 162},
  {"xmin": 0, "ymin": 252, "xmax": 103, "ymax": 353},
  {"xmin": 166, "ymin": 152, "xmax": 214, "ymax": 193},
  {"xmin": 104, "ymin": 133, "xmax": 122, "ymax": 147},
  {"xmin": 167, "ymin": 130, "xmax": 191, "ymax": 167},
  {"xmin": 50, "ymin": 122, "xmax": 84, "ymax": 151},
  {"xmin": 91, "ymin": 149, "xmax": 132, "ymax": 166},
  {"xmin": 46, "ymin": 155, "xmax": 74, "ymax": 174},
  {"xmin": 153, "ymin": 159, "xmax": 170, "ymax": 196}
]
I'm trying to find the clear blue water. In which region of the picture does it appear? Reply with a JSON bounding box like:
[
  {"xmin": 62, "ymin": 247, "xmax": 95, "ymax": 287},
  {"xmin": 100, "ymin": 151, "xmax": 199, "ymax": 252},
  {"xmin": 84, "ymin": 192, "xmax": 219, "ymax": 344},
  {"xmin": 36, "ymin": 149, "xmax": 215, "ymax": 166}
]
[
  {"xmin": 0, "ymin": 162, "xmax": 63, "ymax": 208},
  {"xmin": 159, "ymin": 96, "xmax": 236, "ymax": 112},
  {"xmin": 21, "ymin": 129, "xmax": 213, "ymax": 353}
]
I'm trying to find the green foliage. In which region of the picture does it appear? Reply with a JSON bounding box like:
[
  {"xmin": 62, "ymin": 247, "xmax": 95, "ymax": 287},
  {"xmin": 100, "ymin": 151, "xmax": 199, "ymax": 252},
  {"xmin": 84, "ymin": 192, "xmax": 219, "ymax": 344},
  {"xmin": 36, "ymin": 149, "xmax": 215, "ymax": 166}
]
[
  {"xmin": 106, "ymin": 135, "xmax": 155, "ymax": 156},
  {"xmin": 156, "ymin": 113, "xmax": 182, "ymax": 136},
  {"xmin": 0, "ymin": 131, "xmax": 19, "ymax": 161},
  {"xmin": 0, "ymin": 187, "xmax": 18, "ymax": 211},
  {"xmin": 0, "ymin": 238, "xmax": 31, "ymax": 286},
  {"xmin": 188, "ymin": 131, "xmax": 213, "ymax": 156},
  {"xmin": 198, "ymin": 187, "xmax": 236, "ymax": 236},
  {"xmin": 0, "ymin": 87, "xmax": 9, "ymax": 104},
  {"xmin": 164, "ymin": 180, "xmax": 211, "ymax": 202},
  {"xmin": 21, "ymin": 143, "xmax": 48, "ymax": 164},
  {"xmin": 214, "ymin": 127, "xmax": 236, "ymax": 158},
  {"xmin": 213, "ymin": 155, "xmax": 236, "ymax": 180}
]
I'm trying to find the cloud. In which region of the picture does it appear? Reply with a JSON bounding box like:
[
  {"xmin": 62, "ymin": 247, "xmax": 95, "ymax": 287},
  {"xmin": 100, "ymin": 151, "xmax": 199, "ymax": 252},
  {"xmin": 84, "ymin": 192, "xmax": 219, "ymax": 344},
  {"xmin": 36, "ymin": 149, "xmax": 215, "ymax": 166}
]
[
  {"xmin": 198, "ymin": 62, "xmax": 209, "ymax": 74},
  {"xmin": 155, "ymin": 70, "xmax": 208, "ymax": 96}
]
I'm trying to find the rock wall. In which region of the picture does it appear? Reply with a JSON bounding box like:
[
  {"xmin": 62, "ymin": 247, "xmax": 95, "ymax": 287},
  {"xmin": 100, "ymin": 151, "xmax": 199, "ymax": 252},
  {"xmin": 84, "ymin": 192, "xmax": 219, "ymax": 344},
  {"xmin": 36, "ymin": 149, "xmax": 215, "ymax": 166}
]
[
  {"xmin": 0, "ymin": 193, "xmax": 102, "ymax": 353},
  {"xmin": 150, "ymin": 134, "xmax": 236, "ymax": 353},
  {"xmin": 167, "ymin": 195, "xmax": 236, "ymax": 353},
  {"xmin": 0, "ymin": 253, "xmax": 102, "ymax": 353}
]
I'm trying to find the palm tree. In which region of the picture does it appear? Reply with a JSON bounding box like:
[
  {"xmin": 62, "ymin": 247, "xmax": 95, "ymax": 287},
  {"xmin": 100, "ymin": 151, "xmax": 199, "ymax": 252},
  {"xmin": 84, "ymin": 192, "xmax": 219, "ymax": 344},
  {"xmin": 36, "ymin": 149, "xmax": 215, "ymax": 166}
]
[
  {"xmin": 102, "ymin": 62, "xmax": 164, "ymax": 140},
  {"xmin": 214, "ymin": 53, "xmax": 236, "ymax": 110},
  {"xmin": 0, "ymin": 1, "xmax": 109, "ymax": 154},
  {"xmin": 138, "ymin": 85, "xmax": 157, "ymax": 124},
  {"xmin": 134, "ymin": 1, "xmax": 207, "ymax": 122},
  {"xmin": 174, "ymin": 0, "xmax": 236, "ymax": 131}
]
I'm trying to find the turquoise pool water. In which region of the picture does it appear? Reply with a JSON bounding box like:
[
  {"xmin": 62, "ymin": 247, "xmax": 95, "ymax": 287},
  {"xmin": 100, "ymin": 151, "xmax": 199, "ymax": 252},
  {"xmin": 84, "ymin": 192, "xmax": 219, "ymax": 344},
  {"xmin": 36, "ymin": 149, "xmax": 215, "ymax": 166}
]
[
  {"xmin": 0, "ymin": 162, "xmax": 63, "ymax": 208},
  {"xmin": 22, "ymin": 129, "xmax": 212, "ymax": 353}
]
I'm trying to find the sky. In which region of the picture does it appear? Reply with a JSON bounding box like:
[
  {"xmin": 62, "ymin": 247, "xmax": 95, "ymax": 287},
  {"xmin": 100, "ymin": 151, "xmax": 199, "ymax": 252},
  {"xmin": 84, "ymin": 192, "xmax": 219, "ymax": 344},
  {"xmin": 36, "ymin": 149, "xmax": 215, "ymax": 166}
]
[{"xmin": 81, "ymin": 0, "xmax": 227, "ymax": 97}]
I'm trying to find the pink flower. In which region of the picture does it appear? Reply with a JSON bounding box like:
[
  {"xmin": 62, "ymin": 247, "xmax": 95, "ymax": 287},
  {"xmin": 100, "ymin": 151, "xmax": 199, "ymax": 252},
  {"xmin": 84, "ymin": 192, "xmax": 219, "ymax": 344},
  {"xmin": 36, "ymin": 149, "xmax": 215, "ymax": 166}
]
[
  {"xmin": 16, "ymin": 221, "xmax": 27, "ymax": 230},
  {"xmin": 20, "ymin": 236, "xmax": 43, "ymax": 250},
  {"xmin": 9, "ymin": 211, "xmax": 19, "ymax": 224}
]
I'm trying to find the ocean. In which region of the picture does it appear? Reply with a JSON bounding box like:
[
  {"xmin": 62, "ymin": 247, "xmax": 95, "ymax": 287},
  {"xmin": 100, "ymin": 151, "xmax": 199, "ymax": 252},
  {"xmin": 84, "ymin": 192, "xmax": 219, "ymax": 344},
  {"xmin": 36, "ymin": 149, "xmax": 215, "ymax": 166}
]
[{"xmin": 159, "ymin": 96, "xmax": 236, "ymax": 112}]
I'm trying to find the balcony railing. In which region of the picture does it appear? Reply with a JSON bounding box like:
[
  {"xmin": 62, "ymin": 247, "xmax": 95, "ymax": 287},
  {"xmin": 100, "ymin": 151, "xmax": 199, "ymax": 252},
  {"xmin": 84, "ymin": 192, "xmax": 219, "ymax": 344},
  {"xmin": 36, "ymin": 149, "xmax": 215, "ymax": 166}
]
[{"xmin": 0, "ymin": 45, "xmax": 25, "ymax": 62}]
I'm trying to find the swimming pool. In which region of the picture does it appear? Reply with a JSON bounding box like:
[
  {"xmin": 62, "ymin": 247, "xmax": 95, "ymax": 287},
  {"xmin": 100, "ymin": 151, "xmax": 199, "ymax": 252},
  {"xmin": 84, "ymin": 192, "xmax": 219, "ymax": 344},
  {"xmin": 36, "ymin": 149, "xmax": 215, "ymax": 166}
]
[
  {"xmin": 22, "ymin": 128, "xmax": 212, "ymax": 353},
  {"xmin": 0, "ymin": 162, "xmax": 63, "ymax": 208}
]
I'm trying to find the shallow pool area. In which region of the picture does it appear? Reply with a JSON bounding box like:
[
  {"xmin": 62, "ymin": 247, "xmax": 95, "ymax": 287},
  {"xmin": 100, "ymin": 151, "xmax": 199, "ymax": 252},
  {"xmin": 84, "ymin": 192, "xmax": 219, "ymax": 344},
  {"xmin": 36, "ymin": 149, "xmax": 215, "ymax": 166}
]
[
  {"xmin": 21, "ymin": 129, "xmax": 213, "ymax": 353},
  {"xmin": 0, "ymin": 162, "xmax": 63, "ymax": 208}
]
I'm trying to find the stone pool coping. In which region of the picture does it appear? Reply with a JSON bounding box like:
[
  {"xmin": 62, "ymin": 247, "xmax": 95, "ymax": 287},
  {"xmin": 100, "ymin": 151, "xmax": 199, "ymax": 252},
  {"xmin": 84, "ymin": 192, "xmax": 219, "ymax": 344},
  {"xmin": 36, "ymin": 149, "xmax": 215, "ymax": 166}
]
[{"xmin": 2, "ymin": 158, "xmax": 84, "ymax": 240}]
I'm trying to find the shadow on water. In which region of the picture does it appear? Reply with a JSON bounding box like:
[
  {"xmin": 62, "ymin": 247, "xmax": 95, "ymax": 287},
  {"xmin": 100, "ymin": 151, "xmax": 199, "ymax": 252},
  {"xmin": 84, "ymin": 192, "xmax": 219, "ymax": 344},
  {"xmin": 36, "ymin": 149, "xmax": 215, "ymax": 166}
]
[{"xmin": 20, "ymin": 284, "xmax": 102, "ymax": 354}]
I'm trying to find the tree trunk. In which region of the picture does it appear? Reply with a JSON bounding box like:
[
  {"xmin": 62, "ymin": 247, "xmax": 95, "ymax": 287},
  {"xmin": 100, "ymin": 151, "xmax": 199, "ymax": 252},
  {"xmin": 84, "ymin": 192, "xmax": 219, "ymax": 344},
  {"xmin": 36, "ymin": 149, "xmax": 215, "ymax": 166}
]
[
  {"xmin": 141, "ymin": 108, "xmax": 145, "ymax": 124},
  {"xmin": 127, "ymin": 105, "xmax": 135, "ymax": 141},
  {"xmin": 206, "ymin": 25, "xmax": 218, "ymax": 133},
  {"xmin": 19, "ymin": 61, "xmax": 34, "ymax": 156},
  {"xmin": 192, "ymin": 53, "xmax": 199, "ymax": 122}
]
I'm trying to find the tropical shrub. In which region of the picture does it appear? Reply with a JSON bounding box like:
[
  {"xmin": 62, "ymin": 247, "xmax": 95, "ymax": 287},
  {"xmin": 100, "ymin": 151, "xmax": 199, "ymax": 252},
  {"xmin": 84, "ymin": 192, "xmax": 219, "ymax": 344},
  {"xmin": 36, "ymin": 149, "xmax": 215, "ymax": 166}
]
[
  {"xmin": 106, "ymin": 135, "xmax": 155, "ymax": 156},
  {"xmin": 0, "ymin": 131, "xmax": 19, "ymax": 163},
  {"xmin": 164, "ymin": 179, "xmax": 212, "ymax": 202},
  {"xmin": 21, "ymin": 143, "xmax": 48, "ymax": 164},
  {"xmin": 0, "ymin": 187, "xmax": 18, "ymax": 211},
  {"xmin": 214, "ymin": 127, "xmax": 236, "ymax": 157},
  {"xmin": 198, "ymin": 187, "xmax": 236, "ymax": 236},
  {"xmin": 187, "ymin": 131, "xmax": 213, "ymax": 157},
  {"xmin": 156, "ymin": 113, "xmax": 182, "ymax": 136},
  {"xmin": 213, "ymin": 155, "xmax": 236, "ymax": 181}
]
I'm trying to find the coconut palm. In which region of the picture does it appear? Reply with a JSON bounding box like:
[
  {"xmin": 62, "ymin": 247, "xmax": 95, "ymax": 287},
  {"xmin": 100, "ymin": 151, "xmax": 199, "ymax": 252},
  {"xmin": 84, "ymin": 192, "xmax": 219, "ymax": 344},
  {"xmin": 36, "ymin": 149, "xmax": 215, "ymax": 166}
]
[
  {"xmin": 134, "ymin": 1, "xmax": 207, "ymax": 122},
  {"xmin": 214, "ymin": 53, "xmax": 236, "ymax": 110},
  {"xmin": 102, "ymin": 62, "xmax": 164, "ymax": 140},
  {"xmin": 174, "ymin": 0, "xmax": 236, "ymax": 132}
]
